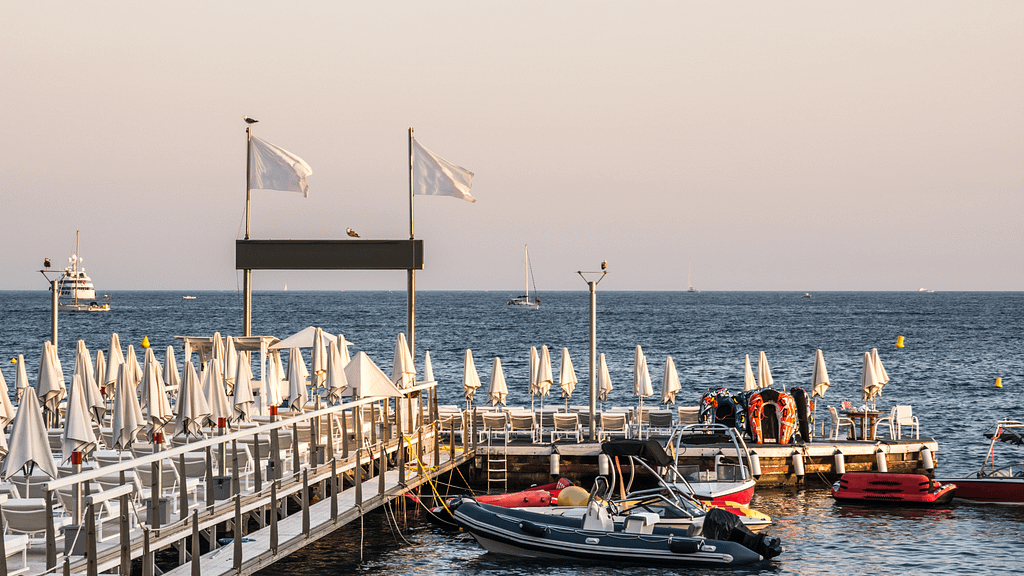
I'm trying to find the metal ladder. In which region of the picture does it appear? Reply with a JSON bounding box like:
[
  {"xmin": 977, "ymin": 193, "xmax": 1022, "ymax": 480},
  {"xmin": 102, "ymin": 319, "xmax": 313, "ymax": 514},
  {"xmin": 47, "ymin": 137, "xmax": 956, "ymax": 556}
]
[{"xmin": 486, "ymin": 432, "xmax": 508, "ymax": 492}]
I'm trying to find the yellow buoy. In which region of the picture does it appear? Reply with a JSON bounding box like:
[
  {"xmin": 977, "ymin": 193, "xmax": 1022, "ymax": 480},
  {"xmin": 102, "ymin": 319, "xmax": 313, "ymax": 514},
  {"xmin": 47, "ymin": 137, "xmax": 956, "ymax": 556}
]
[
  {"xmin": 995, "ymin": 378, "xmax": 1002, "ymax": 388},
  {"xmin": 9, "ymin": 358, "xmax": 16, "ymax": 363},
  {"xmin": 141, "ymin": 336, "xmax": 151, "ymax": 348},
  {"xmin": 895, "ymin": 335, "xmax": 905, "ymax": 348},
  {"xmin": 556, "ymin": 485, "xmax": 590, "ymax": 506}
]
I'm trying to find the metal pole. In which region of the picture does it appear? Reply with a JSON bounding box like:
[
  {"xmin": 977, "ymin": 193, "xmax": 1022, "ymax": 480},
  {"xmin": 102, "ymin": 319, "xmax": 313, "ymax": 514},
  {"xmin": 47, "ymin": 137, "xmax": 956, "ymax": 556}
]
[
  {"xmin": 589, "ymin": 281, "xmax": 597, "ymax": 441},
  {"xmin": 243, "ymin": 123, "xmax": 253, "ymax": 337},
  {"xmin": 408, "ymin": 127, "xmax": 416, "ymax": 356},
  {"xmin": 51, "ymin": 279, "xmax": 59, "ymax": 348}
]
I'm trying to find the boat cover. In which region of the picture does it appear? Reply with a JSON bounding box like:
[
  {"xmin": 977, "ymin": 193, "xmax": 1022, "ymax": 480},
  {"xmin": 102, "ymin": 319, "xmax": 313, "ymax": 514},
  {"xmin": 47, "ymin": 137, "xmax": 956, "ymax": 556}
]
[{"xmin": 601, "ymin": 439, "xmax": 673, "ymax": 466}]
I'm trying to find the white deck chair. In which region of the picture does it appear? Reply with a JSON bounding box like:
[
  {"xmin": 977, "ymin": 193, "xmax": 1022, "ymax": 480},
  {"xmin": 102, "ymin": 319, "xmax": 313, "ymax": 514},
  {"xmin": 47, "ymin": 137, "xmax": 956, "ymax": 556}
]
[
  {"xmin": 828, "ymin": 406, "xmax": 856, "ymax": 440},
  {"xmin": 645, "ymin": 411, "xmax": 675, "ymax": 439},
  {"xmin": 599, "ymin": 412, "xmax": 630, "ymax": 440},
  {"xmin": 1, "ymin": 498, "xmax": 71, "ymax": 549},
  {"xmin": 550, "ymin": 413, "xmax": 582, "ymax": 443},
  {"xmin": 4, "ymin": 534, "xmax": 29, "ymax": 575},
  {"xmin": 508, "ymin": 412, "xmax": 538, "ymax": 443},
  {"xmin": 480, "ymin": 413, "xmax": 508, "ymax": 444}
]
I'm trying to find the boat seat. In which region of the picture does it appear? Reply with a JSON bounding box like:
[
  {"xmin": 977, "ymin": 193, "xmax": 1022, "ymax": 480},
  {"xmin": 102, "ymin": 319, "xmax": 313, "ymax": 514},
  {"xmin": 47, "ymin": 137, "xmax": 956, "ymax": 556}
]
[
  {"xmin": 581, "ymin": 498, "xmax": 614, "ymax": 531},
  {"xmin": 623, "ymin": 512, "xmax": 660, "ymax": 534}
]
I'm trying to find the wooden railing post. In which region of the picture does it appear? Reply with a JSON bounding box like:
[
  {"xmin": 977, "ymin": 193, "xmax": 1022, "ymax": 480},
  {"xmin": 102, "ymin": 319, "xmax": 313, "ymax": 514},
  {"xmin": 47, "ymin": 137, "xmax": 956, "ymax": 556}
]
[
  {"xmin": 234, "ymin": 492, "xmax": 242, "ymax": 571},
  {"xmin": 191, "ymin": 510, "xmax": 201, "ymax": 576},
  {"xmin": 301, "ymin": 470, "xmax": 310, "ymax": 537},
  {"xmin": 86, "ymin": 500, "xmax": 98, "ymax": 576},
  {"xmin": 355, "ymin": 445, "xmax": 363, "ymax": 507},
  {"xmin": 341, "ymin": 410, "xmax": 350, "ymax": 459},
  {"xmin": 330, "ymin": 459, "xmax": 338, "ymax": 523},
  {"xmin": 45, "ymin": 489, "xmax": 56, "ymax": 570},
  {"xmin": 270, "ymin": 480, "xmax": 278, "ymax": 554},
  {"xmin": 120, "ymin": 491, "xmax": 130, "ymax": 576}
]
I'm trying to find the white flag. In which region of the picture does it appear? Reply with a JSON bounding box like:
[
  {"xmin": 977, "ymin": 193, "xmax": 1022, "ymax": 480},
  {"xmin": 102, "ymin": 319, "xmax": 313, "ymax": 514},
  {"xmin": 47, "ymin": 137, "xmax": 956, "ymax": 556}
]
[
  {"xmin": 413, "ymin": 139, "xmax": 475, "ymax": 203},
  {"xmin": 249, "ymin": 136, "xmax": 313, "ymax": 197}
]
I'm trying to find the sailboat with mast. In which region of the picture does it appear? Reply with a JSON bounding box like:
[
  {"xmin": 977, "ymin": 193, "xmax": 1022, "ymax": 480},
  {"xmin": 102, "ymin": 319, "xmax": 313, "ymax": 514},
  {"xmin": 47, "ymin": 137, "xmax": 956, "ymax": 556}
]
[
  {"xmin": 687, "ymin": 261, "xmax": 698, "ymax": 293},
  {"xmin": 507, "ymin": 245, "xmax": 540, "ymax": 309}
]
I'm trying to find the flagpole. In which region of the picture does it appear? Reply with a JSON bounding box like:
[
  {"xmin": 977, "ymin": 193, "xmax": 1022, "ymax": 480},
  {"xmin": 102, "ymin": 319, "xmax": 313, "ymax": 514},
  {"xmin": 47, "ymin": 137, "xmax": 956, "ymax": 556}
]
[
  {"xmin": 408, "ymin": 127, "xmax": 416, "ymax": 358},
  {"xmin": 243, "ymin": 122, "xmax": 253, "ymax": 336}
]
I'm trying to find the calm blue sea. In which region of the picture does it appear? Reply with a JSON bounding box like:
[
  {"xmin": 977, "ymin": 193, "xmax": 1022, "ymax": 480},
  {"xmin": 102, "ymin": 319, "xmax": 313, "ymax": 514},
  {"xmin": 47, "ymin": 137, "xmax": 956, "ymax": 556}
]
[{"xmin": 1, "ymin": 290, "xmax": 1022, "ymax": 574}]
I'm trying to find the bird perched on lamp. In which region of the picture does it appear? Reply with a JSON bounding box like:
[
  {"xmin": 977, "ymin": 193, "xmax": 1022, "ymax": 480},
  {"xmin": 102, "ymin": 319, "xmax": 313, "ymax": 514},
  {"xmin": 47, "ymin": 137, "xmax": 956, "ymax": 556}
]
[
  {"xmin": 601, "ymin": 260, "xmax": 608, "ymax": 271},
  {"xmin": 243, "ymin": 116, "xmax": 258, "ymax": 124},
  {"xmin": 44, "ymin": 258, "xmax": 51, "ymax": 269},
  {"xmin": 346, "ymin": 227, "xmax": 360, "ymax": 238}
]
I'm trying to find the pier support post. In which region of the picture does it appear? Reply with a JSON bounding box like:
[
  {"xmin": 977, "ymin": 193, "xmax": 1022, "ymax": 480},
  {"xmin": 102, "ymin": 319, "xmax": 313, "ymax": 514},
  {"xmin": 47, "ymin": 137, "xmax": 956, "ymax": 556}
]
[
  {"xmin": 179, "ymin": 452, "xmax": 188, "ymax": 564},
  {"xmin": 143, "ymin": 529, "xmax": 153, "ymax": 576},
  {"xmin": 292, "ymin": 423, "xmax": 300, "ymax": 478},
  {"xmin": 330, "ymin": 459, "xmax": 338, "ymax": 523},
  {"xmin": 86, "ymin": 500, "xmax": 98, "ymax": 576},
  {"xmin": 234, "ymin": 493, "xmax": 242, "ymax": 570},
  {"xmin": 120, "ymin": 491, "xmax": 130, "ymax": 576},
  {"xmin": 355, "ymin": 447, "xmax": 363, "ymax": 506},
  {"xmin": 341, "ymin": 411, "xmax": 350, "ymax": 459},
  {"xmin": 191, "ymin": 510, "xmax": 201, "ymax": 576},
  {"xmin": 45, "ymin": 490, "xmax": 56, "ymax": 571},
  {"xmin": 205, "ymin": 446, "xmax": 215, "ymax": 508},
  {"xmin": 378, "ymin": 443, "xmax": 386, "ymax": 496},
  {"xmin": 270, "ymin": 481, "xmax": 278, "ymax": 554},
  {"xmin": 302, "ymin": 470, "xmax": 310, "ymax": 537}
]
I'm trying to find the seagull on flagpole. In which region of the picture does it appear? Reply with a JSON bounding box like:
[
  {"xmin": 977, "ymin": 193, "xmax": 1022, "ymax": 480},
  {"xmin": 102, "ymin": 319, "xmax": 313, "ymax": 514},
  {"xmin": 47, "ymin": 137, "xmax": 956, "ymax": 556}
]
[
  {"xmin": 346, "ymin": 227, "xmax": 360, "ymax": 238},
  {"xmin": 243, "ymin": 116, "xmax": 258, "ymax": 124}
]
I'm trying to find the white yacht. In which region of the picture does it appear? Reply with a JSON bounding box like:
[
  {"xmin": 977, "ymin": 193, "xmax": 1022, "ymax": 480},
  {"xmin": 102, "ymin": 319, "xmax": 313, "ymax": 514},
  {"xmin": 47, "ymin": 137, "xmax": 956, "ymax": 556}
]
[{"xmin": 49, "ymin": 231, "xmax": 110, "ymax": 311}]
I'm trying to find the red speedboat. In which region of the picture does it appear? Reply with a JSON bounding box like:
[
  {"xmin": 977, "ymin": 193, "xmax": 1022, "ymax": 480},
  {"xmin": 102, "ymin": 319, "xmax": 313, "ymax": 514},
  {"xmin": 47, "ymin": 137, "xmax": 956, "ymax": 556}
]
[
  {"xmin": 936, "ymin": 419, "xmax": 1024, "ymax": 505},
  {"xmin": 831, "ymin": 472, "xmax": 957, "ymax": 505},
  {"xmin": 669, "ymin": 424, "xmax": 758, "ymax": 505}
]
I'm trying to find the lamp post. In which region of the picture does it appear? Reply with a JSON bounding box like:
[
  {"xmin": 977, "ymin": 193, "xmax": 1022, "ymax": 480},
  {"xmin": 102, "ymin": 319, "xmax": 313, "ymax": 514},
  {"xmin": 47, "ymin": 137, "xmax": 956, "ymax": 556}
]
[{"xmin": 578, "ymin": 263, "xmax": 607, "ymax": 441}]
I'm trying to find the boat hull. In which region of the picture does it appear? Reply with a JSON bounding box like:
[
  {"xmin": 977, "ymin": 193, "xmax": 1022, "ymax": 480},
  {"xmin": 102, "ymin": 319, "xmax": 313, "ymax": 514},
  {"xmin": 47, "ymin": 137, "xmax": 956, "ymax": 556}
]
[
  {"xmin": 832, "ymin": 472, "xmax": 957, "ymax": 506},
  {"xmin": 452, "ymin": 499, "xmax": 767, "ymax": 566},
  {"xmin": 683, "ymin": 480, "xmax": 756, "ymax": 506},
  {"xmin": 935, "ymin": 477, "xmax": 1024, "ymax": 505}
]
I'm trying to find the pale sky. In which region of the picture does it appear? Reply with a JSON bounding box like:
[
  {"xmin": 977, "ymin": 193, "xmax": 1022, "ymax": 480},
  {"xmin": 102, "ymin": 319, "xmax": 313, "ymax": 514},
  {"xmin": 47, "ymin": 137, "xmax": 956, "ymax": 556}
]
[{"xmin": 2, "ymin": 1, "xmax": 1021, "ymax": 291}]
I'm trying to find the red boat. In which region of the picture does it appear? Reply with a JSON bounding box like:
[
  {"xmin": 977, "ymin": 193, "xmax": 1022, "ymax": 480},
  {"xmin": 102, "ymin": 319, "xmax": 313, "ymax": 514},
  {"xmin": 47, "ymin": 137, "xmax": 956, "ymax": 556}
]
[
  {"xmin": 831, "ymin": 472, "xmax": 957, "ymax": 505},
  {"xmin": 936, "ymin": 419, "xmax": 1024, "ymax": 505}
]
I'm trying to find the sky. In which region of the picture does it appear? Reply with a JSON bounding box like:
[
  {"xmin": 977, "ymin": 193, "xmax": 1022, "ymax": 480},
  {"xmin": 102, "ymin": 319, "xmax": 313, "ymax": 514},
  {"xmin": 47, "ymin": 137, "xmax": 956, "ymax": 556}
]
[{"xmin": 2, "ymin": 1, "xmax": 1022, "ymax": 292}]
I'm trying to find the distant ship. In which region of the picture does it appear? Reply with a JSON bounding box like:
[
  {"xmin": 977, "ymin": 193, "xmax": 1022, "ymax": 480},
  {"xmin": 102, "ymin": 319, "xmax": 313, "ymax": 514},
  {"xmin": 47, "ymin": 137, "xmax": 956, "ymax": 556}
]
[
  {"xmin": 802, "ymin": 293, "xmax": 812, "ymax": 299},
  {"xmin": 687, "ymin": 262, "xmax": 698, "ymax": 293},
  {"xmin": 46, "ymin": 231, "xmax": 110, "ymax": 311},
  {"xmin": 507, "ymin": 245, "xmax": 540, "ymax": 309}
]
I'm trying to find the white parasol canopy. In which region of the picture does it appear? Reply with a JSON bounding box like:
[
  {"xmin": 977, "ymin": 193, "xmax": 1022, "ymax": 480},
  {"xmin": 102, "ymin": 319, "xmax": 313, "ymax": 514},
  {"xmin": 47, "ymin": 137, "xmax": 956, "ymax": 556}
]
[
  {"xmin": 423, "ymin": 350, "xmax": 435, "ymax": 383},
  {"xmin": 391, "ymin": 333, "xmax": 416, "ymax": 389},
  {"xmin": 861, "ymin": 351, "xmax": 881, "ymax": 406},
  {"xmin": 141, "ymin": 348, "xmax": 173, "ymax": 434},
  {"xmin": 286, "ymin": 347, "xmax": 309, "ymax": 413},
  {"xmin": 37, "ymin": 341, "xmax": 67, "ymax": 422},
  {"xmin": 2, "ymin": 386, "xmax": 58, "ymax": 480},
  {"xmin": 267, "ymin": 350, "xmax": 285, "ymax": 407},
  {"xmin": 173, "ymin": 361, "xmax": 211, "ymax": 437},
  {"xmin": 232, "ymin": 351, "xmax": 254, "ymax": 424},
  {"xmin": 344, "ymin": 352, "xmax": 405, "ymax": 398},
  {"xmin": 224, "ymin": 337, "xmax": 238, "ymax": 393},
  {"xmin": 0, "ymin": 367, "xmax": 14, "ymax": 428},
  {"xmin": 462, "ymin": 349, "xmax": 482, "ymax": 408},
  {"xmin": 93, "ymin": 350, "xmax": 106, "ymax": 399},
  {"xmin": 661, "ymin": 355, "xmax": 681, "ymax": 405},
  {"xmin": 325, "ymin": 338, "xmax": 349, "ymax": 404},
  {"xmin": 62, "ymin": 374, "xmax": 99, "ymax": 463},
  {"xmin": 254, "ymin": 341, "xmax": 270, "ymax": 416},
  {"xmin": 597, "ymin": 353, "xmax": 613, "ymax": 404},
  {"xmin": 211, "ymin": 332, "xmax": 225, "ymax": 373},
  {"xmin": 310, "ymin": 328, "xmax": 328, "ymax": 397},
  {"xmin": 104, "ymin": 333, "xmax": 125, "ymax": 391},
  {"xmin": 811, "ymin": 349, "xmax": 830, "ymax": 398},
  {"xmin": 634, "ymin": 346, "xmax": 654, "ymax": 436},
  {"xmin": 112, "ymin": 363, "xmax": 145, "ymax": 451},
  {"xmin": 757, "ymin": 351, "xmax": 774, "ymax": 389},
  {"xmin": 871, "ymin": 348, "xmax": 890, "ymax": 396},
  {"xmin": 270, "ymin": 326, "xmax": 345, "ymax": 350},
  {"xmin": 74, "ymin": 340, "xmax": 105, "ymax": 424},
  {"xmin": 558, "ymin": 348, "xmax": 578, "ymax": 409},
  {"xmin": 14, "ymin": 354, "xmax": 29, "ymax": 402},
  {"xmin": 488, "ymin": 357, "xmax": 509, "ymax": 407},
  {"xmin": 743, "ymin": 354, "xmax": 757, "ymax": 392},
  {"xmin": 528, "ymin": 346, "xmax": 539, "ymax": 410},
  {"xmin": 204, "ymin": 360, "xmax": 234, "ymax": 427},
  {"xmin": 124, "ymin": 345, "xmax": 143, "ymax": 389},
  {"xmin": 164, "ymin": 345, "xmax": 181, "ymax": 395},
  {"xmin": 536, "ymin": 345, "xmax": 554, "ymax": 408}
]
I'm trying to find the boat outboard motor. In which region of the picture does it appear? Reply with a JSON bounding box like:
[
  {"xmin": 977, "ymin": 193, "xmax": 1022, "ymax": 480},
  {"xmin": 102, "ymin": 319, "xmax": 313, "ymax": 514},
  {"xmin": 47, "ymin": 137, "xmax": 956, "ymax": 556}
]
[
  {"xmin": 701, "ymin": 507, "xmax": 783, "ymax": 560},
  {"xmin": 790, "ymin": 387, "xmax": 812, "ymax": 442}
]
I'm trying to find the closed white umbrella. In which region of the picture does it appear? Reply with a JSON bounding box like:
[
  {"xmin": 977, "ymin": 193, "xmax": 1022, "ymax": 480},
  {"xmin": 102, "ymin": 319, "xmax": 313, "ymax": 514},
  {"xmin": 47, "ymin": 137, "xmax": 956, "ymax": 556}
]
[
  {"xmin": 124, "ymin": 345, "xmax": 143, "ymax": 389},
  {"xmin": 62, "ymin": 374, "xmax": 98, "ymax": 464},
  {"xmin": 871, "ymin": 348, "xmax": 890, "ymax": 397},
  {"xmin": 14, "ymin": 354, "xmax": 29, "ymax": 402},
  {"xmin": 224, "ymin": 336, "xmax": 238, "ymax": 394},
  {"xmin": 558, "ymin": 348, "xmax": 578, "ymax": 411},
  {"xmin": 164, "ymin": 345, "xmax": 181, "ymax": 396},
  {"xmin": 310, "ymin": 328, "xmax": 328, "ymax": 398},
  {"xmin": 488, "ymin": 357, "xmax": 508, "ymax": 408},
  {"xmin": 93, "ymin": 350, "xmax": 106, "ymax": 400},
  {"xmin": 743, "ymin": 354, "xmax": 757, "ymax": 392},
  {"xmin": 661, "ymin": 355, "xmax": 681, "ymax": 405},
  {"xmin": 597, "ymin": 353, "xmax": 613, "ymax": 408},
  {"xmin": 861, "ymin": 351, "xmax": 881, "ymax": 408},
  {"xmin": 37, "ymin": 341, "xmax": 66, "ymax": 425},
  {"xmin": 528, "ymin": 346, "xmax": 539, "ymax": 410},
  {"xmin": 344, "ymin": 352, "xmax": 406, "ymax": 398},
  {"xmin": 204, "ymin": 360, "xmax": 234, "ymax": 428},
  {"xmin": 112, "ymin": 363, "xmax": 145, "ymax": 452},
  {"xmin": 337, "ymin": 334, "xmax": 353, "ymax": 365},
  {"xmin": 536, "ymin": 345, "xmax": 554, "ymax": 411},
  {"xmin": 75, "ymin": 340, "xmax": 105, "ymax": 424},
  {"xmin": 104, "ymin": 333, "xmax": 125, "ymax": 393},
  {"xmin": 757, "ymin": 351, "xmax": 774, "ymax": 389},
  {"xmin": 462, "ymin": 349, "xmax": 482, "ymax": 409},
  {"xmin": 811, "ymin": 349, "xmax": 830, "ymax": 398},
  {"xmin": 325, "ymin": 339, "xmax": 349, "ymax": 404},
  {"xmin": 286, "ymin": 347, "xmax": 308, "ymax": 413},
  {"xmin": 634, "ymin": 346, "xmax": 654, "ymax": 437},
  {"xmin": 391, "ymin": 333, "xmax": 416, "ymax": 389},
  {"xmin": 267, "ymin": 350, "xmax": 284, "ymax": 408},
  {"xmin": 232, "ymin": 351, "xmax": 254, "ymax": 424},
  {"xmin": 2, "ymin": 386, "xmax": 58, "ymax": 480},
  {"xmin": 253, "ymin": 341, "xmax": 270, "ymax": 416},
  {"xmin": 0, "ymin": 367, "xmax": 14, "ymax": 429},
  {"xmin": 423, "ymin": 350, "xmax": 435, "ymax": 383},
  {"xmin": 210, "ymin": 332, "xmax": 225, "ymax": 372},
  {"xmin": 173, "ymin": 361, "xmax": 211, "ymax": 438},
  {"xmin": 142, "ymin": 348, "xmax": 173, "ymax": 435}
]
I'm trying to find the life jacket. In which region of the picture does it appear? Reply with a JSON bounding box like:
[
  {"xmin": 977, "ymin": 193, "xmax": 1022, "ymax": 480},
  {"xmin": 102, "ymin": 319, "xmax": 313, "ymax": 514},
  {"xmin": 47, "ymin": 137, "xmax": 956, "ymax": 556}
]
[
  {"xmin": 790, "ymin": 387, "xmax": 812, "ymax": 441},
  {"xmin": 746, "ymin": 388, "xmax": 798, "ymax": 444},
  {"xmin": 699, "ymin": 388, "xmax": 747, "ymax": 432}
]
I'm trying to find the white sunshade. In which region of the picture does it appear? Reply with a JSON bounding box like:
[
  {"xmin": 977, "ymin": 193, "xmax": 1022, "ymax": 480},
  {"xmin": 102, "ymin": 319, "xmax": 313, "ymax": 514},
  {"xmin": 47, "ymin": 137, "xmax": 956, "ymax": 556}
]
[
  {"xmin": 757, "ymin": 351, "xmax": 774, "ymax": 389},
  {"xmin": 743, "ymin": 354, "xmax": 757, "ymax": 392},
  {"xmin": 861, "ymin": 351, "xmax": 881, "ymax": 402},
  {"xmin": 141, "ymin": 348, "xmax": 173, "ymax": 433},
  {"xmin": 811, "ymin": 349, "xmax": 830, "ymax": 398},
  {"xmin": 204, "ymin": 360, "xmax": 234, "ymax": 427},
  {"xmin": 232, "ymin": 351, "xmax": 255, "ymax": 424},
  {"xmin": 325, "ymin": 338, "xmax": 350, "ymax": 404},
  {"xmin": 270, "ymin": 326, "xmax": 347, "ymax": 350},
  {"xmin": 344, "ymin": 352, "xmax": 406, "ymax": 398},
  {"xmin": 0, "ymin": 365, "xmax": 14, "ymax": 428},
  {"xmin": 634, "ymin": 345, "xmax": 653, "ymax": 399},
  {"xmin": 661, "ymin": 355, "xmax": 681, "ymax": 405},
  {"xmin": 423, "ymin": 351, "xmax": 435, "ymax": 383},
  {"xmin": 286, "ymin": 348, "xmax": 309, "ymax": 412},
  {"xmin": 37, "ymin": 341, "xmax": 67, "ymax": 419},
  {"xmin": 2, "ymin": 386, "xmax": 58, "ymax": 480},
  {"xmin": 75, "ymin": 340, "xmax": 105, "ymax": 424},
  {"xmin": 536, "ymin": 345, "xmax": 553, "ymax": 399},
  {"xmin": 173, "ymin": 361, "xmax": 211, "ymax": 438},
  {"xmin": 62, "ymin": 374, "xmax": 98, "ymax": 464},
  {"xmin": 392, "ymin": 333, "xmax": 416, "ymax": 389},
  {"xmin": 871, "ymin": 348, "xmax": 890, "ymax": 394},
  {"xmin": 559, "ymin": 348, "xmax": 578, "ymax": 400},
  {"xmin": 104, "ymin": 333, "xmax": 124, "ymax": 388},
  {"xmin": 112, "ymin": 363, "xmax": 145, "ymax": 451},
  {"xmin": 597, "ymin": 353, "xmax": 613, "ymax": 402},
  {"xmin": 463, "ymin": 349, "xmax": 482, "ymax": 406},
  {"xmin": 488, "ymin": 357, "xmax": 509, "ymax": 407}
]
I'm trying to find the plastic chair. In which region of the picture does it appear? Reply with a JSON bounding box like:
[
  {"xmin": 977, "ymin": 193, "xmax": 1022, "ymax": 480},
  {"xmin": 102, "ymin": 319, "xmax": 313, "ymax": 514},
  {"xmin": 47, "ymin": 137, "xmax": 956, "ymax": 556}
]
[
  {"xmin": 874, "ymin": 405, "xmax": 919, "ymax": 439},
  {"xmin": 599, "ymin": 412, "xmax": 630, "ymax": 440},
  {"xmin": 508, "ymin": 412, "xmax": 538, "ymax": 443},
  {"xmin": 645, "ymin": 411, "xmax": 675, "ymax": 438},
  {"xmin": 551, "ymin": 413, "xmax": 582, "ymax": 443},
  {"xmin": 480, "ymin": 413, "xmax": 508, "ymax": 444},
  {"xmin": 828, "ymin": 406, "xmax": 855, "ymax": 440}
]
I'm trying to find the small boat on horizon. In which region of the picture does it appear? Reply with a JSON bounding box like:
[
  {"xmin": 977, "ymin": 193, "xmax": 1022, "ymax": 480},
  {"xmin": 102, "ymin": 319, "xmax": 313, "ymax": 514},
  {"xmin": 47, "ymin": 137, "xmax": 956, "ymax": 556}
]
[
  {"xmin": 687, "ymin": 261, "xmax": 698, "ymax": 292},
  {"xmin": 507, "ymin": 245, "xmax": 540, "ymax": 309},
  {"xmin": 182, "ymin": 296, "xmax": 197, "ymax": 300}
]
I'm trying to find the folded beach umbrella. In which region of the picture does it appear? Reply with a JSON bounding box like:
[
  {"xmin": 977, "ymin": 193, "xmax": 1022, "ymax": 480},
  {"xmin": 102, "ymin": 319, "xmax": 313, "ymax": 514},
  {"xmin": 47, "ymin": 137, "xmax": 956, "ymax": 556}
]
[
  {"xmin": 661, "ymin": 355, "xmax": 681, "ymax": 405},
  {"xmin": 391, "ymin": 333, "xmax": 416, "ymax": 389},
  {"xmin": 811, "ymin": 349, "xmax": 830, "ymax": 398},
  {"xmin": 232, "ymin": 351, "xmax": 254, "ymax": 424},
  {"xmin": 204, "ymin": 360, "xmax": 234, "ymax": 428},
  {"xmin": 870, "ymin": 348, "xmax": 890, "ymax": 396},
  {"xmin": 75, "ymin": 340, "xmax": 105, "ymax": 423},
  {"xmin": 267, "ymin": 350, "xmax": 284, "ymax": 407},
  {"xmin": 62, "ymin": 375, "xmax": 98, "ymax": 464},
  {"xmin": 537, "ymin": 345, "xmax": 554, "ymax": 410},
  {"xmin": 211, "ymin": 332, "xmax": 225, "ymax": 373},
  {"xmin": 253, "ymin": 341, "xmax": 271, "ymax": 416},
  {"xmin": 286, "ymin": 347, "xmax": 308, "ymax": 413},
  {"xmin": 141, "ymin": 348, "xmax": 173, "ymax": 434},
  {"xmin": 14, "ymin": 354, "xmax": 29, "ymax": 402},
  {"xmin": 860, "ymin": 351, "xmax": 881, "ymax": 406},
  {"xmin": 528, "ymin": 346, "xmax": 539, "ymax": 410},
  {"xmin": 2, "ymin": 386, "xmax": 58, "ymax": 480},
  {"xmin": 93, "ymin": 350, "xmax": 107, "ymax": 399},
  {"xmin": 423, "ymin": 350, "xmax": 435, "ymax": 383},
  {"xmin": 597, "ymin": 353, "xmax": 613, "ymax": 405},
  {"xmin": 757, "ymin": 351, "xmax": 774, "ymax": 389},
  {"xmin": 104, "ymin": 333, "xmax": 125, "ymax": 392},
  {"xmin": 37, "ymin": 341, "xmax": 67, "ymax": 425},
  {"xmin": 344, "ymin": 351, "xmax": 405, "ymax": 398},
  {"xmin": 488, "ymin": 357, "xmax": 508, "ymax": 407},
  {"xmin": 0, "ymin": 367, "xmax": 14, "ymax": 428},
  {"xmin": 310, "ymin": 328, "xmax": 328, "ymax": 396},
  {"xmin": 224, "ymin": 336, "xmax": 238, "ymax": 394},
  {"xmin": 337, "ymin": 334, "xmax": 353, "ymax": 365},
  {"xmin": 112, "ymin": 363, "xmax": 145, "ymax": 451},
  {"xmin": 463, "ymin": 349, "xmax": 482, "ymax": 408},
  {"xmin": 559, "ymin": 348, "xmax": 578, "ymax": 410},
  {"xmin": 124, "ymin": 344, "xmax": 143, "ymax": 389},
  {"xmin": 164, "ymin": 345, "xmax": 180, "ymax": 396},
  {"xmin": 325, "ymin": 339, "xmax": 349, "ymax": 404},
  {"xmin": 743, "ymin": 354, "xmax": 757, "ymax": 392},
  {"xmin": 173, "ymin": 361, "xmax": 211, "ymax": 438},
  {"xmin": 634, "ymin": 346, "xmax": 654, "ymax": 436}
]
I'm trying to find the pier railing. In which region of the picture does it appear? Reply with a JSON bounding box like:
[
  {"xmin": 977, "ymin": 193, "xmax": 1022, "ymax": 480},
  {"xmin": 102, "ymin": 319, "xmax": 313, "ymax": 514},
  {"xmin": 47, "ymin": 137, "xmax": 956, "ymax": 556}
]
[{"xmin": 17, "ymin": 382, "xmax": 447, "ymax": 576}]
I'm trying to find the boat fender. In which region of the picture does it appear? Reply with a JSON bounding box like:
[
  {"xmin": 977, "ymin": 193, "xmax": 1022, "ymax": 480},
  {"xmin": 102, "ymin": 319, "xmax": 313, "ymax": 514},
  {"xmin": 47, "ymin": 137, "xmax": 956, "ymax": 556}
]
[
  {"xmin": 669, "ymin": 539, "xmax": 702, "ymax": 554},
  {"xmin": 876, "ymin": 449, "xmax": 888, "ymax": 473},
  {"xmin": 519, "ymin": 521, "xmax": 548, "ymax": 538},
  {"xmin": 920, "ymin": 447, "xmax": 934, "ymax": 472},
  {"xmin": 749, "ymin": 452, "xmax": 761, "ymax": 479}
]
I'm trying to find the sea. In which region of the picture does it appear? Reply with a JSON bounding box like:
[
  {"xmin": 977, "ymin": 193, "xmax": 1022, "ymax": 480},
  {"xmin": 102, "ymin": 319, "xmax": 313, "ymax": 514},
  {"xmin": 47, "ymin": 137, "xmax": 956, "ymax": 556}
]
[{"xmin": 1, "ymin": 290, "xmax": 1022, "ymax": 575}]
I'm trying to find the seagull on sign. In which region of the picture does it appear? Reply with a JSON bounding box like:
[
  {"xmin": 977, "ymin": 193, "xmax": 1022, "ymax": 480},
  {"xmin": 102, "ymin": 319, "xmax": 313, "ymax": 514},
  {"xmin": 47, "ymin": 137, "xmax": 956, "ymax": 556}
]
[
  {"xmin": 346, "ymin": 228, "xmax": 360, "ymax": 238},
  {"xmin": 243, "ymin": 116, "xmax": 258, "ymax": 124}
]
